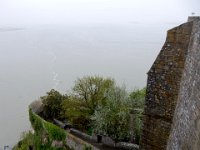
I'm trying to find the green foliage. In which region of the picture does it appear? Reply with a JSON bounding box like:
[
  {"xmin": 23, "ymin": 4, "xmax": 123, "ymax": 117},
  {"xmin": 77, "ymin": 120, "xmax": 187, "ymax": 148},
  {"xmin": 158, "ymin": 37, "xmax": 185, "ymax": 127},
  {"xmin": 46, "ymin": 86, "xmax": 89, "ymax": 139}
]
[
  {"xmin": 129, "ymin": 87, "xmax": 146, "ymax": 109},
  {"xmin": 92, "ymin": 87, "xmax": 146, "ymax": 143},
  {"xmin": 62, "ymin": 76, "xmax": 115, "ymax": 130},
  {"xmin": 41, "ymin": 89, "xmax": 66, "ymax": 119},
  {"xmin": 43, "ymin": 120, "xmax": 66, "ymax": 141},
  {"xmin": 134, "ymin": 113, "xmax": 142, "ymax": 144},
  {"xmin": 13, "ymin": 131, "xmax": 34, "ymax": 150},
  {"xmin": 29, "ymin": 108, "xmax": 43, "ymax": 133},
  {"xmin": 87, "ymin": 127, "xmax": 93, "ymax": 136},
  {"xmin": 13, "ymin": 131, "xmax": 63, "ymax": 150},
  {"xmin": 129, "ymin": 87, "xmax": 146, "ymax": 143},
  {"xmin": 27, "ymin": 76, "xmax": 146, "ymax": 146},
  {"xmin": 29, "ymin": 108, "xmax": 66, "ymax": 146},
  {"xmin": 61, "ymin": 96, "xmax": 91, "ymax": 130},
  {"xmin": 92, "ymin": 86, "xmax": 131, "ymax": 143},
  {"xmin": 73, "ymin": 75, "xmax": 115, "ymax": 114}
]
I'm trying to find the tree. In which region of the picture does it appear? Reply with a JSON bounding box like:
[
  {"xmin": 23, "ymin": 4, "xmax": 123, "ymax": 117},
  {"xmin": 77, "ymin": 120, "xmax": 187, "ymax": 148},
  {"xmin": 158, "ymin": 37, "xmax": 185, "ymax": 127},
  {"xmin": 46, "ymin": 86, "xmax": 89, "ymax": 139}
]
[
  {"xmin": 129, "ymin": 87, "xmax": 146, "ymax": 143},
  {"xmin": 72, "ymin": 75, "xmax": 115, "ymax": 114},
  {"xmin": 41, "ymin": 89, "xmax": 66, "ymax": 119},
  {"xmin": 92, "ymin": 87, "xmax": 146, "ymax": 144},
  {"xmin": 92, "ymin": 86, "xmax": 131, "ymax": 143},
  {"xmin": 62, "ymin": 75, "xmax": 115, "ymax": 130},
  {"xmin": 129, "ymin": 87, "xmax": 146, "ymax": 109},
  {"xmin": 61, "ymin": 96, "xmax": 91, "ymax": 130}
]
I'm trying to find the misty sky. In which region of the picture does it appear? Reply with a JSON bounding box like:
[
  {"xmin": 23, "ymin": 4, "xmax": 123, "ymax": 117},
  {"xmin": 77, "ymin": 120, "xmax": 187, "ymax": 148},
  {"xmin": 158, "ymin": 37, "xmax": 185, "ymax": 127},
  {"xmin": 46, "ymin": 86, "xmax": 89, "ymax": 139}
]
[
  {"xmin": 1, "ymin": 0, "xmax": 200, "ymax": 147},
  {"xmin": 0, "ymin": 0, "xmax": 200, "ymax": 26}
]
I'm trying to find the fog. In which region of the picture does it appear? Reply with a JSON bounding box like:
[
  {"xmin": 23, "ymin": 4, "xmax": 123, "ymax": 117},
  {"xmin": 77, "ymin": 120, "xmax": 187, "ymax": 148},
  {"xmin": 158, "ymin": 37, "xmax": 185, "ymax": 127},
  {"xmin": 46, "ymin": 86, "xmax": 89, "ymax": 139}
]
[
  {"xmin": 1, "ymin": 0, "xmax": 200, "ymax": 25},
  {"xmin": 0, "ymin": 0, "xmax": 200, "ymax": 148}
]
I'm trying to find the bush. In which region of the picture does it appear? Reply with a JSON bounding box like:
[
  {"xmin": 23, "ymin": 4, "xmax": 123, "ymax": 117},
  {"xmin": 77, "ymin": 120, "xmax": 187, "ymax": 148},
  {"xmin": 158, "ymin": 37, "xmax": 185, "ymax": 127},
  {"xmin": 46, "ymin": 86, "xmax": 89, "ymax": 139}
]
[
  {"xmin": 13, "ymin": 131, "xmax": 35, "ymax": 150},
  {"xmin": 41, "ymin": 89, "xmax": 66, "ymax": 119}
]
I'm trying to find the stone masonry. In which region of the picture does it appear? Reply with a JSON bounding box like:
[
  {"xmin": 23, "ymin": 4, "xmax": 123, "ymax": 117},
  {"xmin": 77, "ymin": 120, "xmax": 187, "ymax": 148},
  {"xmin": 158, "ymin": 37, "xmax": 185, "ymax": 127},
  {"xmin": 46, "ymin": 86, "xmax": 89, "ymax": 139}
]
[
  {"xmin": 167, "ymin": 17, "xmax": 200, "ymax": 150},
  {"xmin": 140, "ymin": 17, "xmax": 200, "ymax": 149}
]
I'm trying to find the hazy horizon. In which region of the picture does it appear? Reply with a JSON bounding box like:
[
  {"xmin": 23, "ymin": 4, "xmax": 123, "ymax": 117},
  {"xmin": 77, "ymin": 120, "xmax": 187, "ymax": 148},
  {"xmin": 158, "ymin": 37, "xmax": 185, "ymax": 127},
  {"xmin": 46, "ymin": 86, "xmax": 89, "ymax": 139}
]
[
  {"xmin": 1, "ymin": 0, "xmax": 200, "ymax": 26},
  {"xmin": 0, "ymin": 0, "xmax": 200, "ymax": 148},
  {"xmin": 0, "ymin": 22, "xmax": 174, "ymax": 147}
]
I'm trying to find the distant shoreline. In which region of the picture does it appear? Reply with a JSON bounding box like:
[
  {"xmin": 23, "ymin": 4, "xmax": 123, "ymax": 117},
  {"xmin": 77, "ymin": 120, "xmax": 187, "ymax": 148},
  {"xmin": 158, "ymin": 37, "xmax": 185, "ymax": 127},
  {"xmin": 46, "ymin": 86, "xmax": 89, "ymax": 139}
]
[{"xmin": 0, "ymin": 27, "xmax": 24, "ymax": 32}]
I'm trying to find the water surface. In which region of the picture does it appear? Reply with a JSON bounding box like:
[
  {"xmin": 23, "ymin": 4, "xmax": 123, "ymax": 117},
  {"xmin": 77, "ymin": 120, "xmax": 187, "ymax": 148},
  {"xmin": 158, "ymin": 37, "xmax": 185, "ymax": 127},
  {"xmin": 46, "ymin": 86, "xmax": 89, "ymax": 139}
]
[{"xmin": 0, "ymin": 23, "xmax": 175, "ymax": 147}]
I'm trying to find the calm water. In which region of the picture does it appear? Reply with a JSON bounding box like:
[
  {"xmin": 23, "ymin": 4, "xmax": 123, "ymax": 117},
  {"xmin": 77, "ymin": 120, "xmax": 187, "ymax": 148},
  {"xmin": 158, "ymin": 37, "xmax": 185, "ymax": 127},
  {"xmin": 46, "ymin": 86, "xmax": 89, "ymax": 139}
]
[{"xmin": 0, "ymin": 23, "xmax": 175, "ymax": 147}]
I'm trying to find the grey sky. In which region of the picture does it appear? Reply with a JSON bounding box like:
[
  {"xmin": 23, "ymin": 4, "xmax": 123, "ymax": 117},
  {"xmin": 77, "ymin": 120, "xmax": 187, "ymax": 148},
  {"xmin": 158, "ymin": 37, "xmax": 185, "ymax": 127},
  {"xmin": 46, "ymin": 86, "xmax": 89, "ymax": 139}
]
[{"xmin": 0, "ymin": 0, "xmax": 200, "ymax": 26}]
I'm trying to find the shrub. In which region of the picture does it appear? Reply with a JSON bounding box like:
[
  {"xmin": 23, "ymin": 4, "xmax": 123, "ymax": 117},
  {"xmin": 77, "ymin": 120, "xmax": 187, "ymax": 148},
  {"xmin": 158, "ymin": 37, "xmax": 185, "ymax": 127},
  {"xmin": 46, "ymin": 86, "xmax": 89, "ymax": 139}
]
[{"xmin": 41, "ymin": 89, "xmax": 66, "ymax": 119}]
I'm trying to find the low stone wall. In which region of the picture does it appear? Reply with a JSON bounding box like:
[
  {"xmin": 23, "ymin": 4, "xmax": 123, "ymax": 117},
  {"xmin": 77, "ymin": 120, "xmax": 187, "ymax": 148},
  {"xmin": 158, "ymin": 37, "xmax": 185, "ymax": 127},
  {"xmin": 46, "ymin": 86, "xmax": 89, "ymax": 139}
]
[
  {"xmin": 29, "ymin": 108, "xmax": 99, "ymax": 150},
  {"xmin": 70, "ymin": 129, "xmax": 139, "ymax": 150},
  {"xmin": 66, "ymin": 132, "xmax": 99, "ymax": 150},
  {"xmin": 116, "ymin": 142, "xmax": 139, "ymax": 150},
  {"xmin": 70, "ymin": 128, "xmax": 97, "ymax": 142},
  {"xmin": 29, "ymin": 109, "xmax": 66, "ymax": 147}
]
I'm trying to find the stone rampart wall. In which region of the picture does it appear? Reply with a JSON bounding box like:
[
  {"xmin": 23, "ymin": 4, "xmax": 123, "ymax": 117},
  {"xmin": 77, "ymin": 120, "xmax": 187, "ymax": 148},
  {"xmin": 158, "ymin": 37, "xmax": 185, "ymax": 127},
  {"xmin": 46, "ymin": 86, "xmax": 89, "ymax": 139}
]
[
  {"xmin": 167, "ymin": 17, "xmax": 200, "ymax": 150},
  {"xmin": 140, "ymin": 17, "xmax": 200, "ymax": 150}
]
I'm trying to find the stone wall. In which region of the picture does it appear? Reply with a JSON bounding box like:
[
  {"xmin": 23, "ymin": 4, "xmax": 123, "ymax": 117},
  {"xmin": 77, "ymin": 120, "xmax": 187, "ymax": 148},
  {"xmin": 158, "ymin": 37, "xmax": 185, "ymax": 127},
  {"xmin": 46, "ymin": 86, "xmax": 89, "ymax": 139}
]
[
  {"xmin": 66, "ymin": 133, "xmax": 99, "ymax": 150},
  {"xmin": 140, "ymin": 17, "xmax": 200, "ymax": 149},
  {"xmin": 167, "ymin": 17, "xmax": 200, "ymax": 150}
]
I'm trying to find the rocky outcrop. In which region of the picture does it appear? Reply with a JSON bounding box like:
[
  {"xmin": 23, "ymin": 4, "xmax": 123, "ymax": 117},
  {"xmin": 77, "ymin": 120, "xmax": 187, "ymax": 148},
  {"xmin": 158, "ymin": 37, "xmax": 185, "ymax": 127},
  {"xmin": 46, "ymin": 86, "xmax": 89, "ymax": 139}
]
[{"xmin": 140, "ymin": 17, "xmax": 200, "ymax": 150}]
